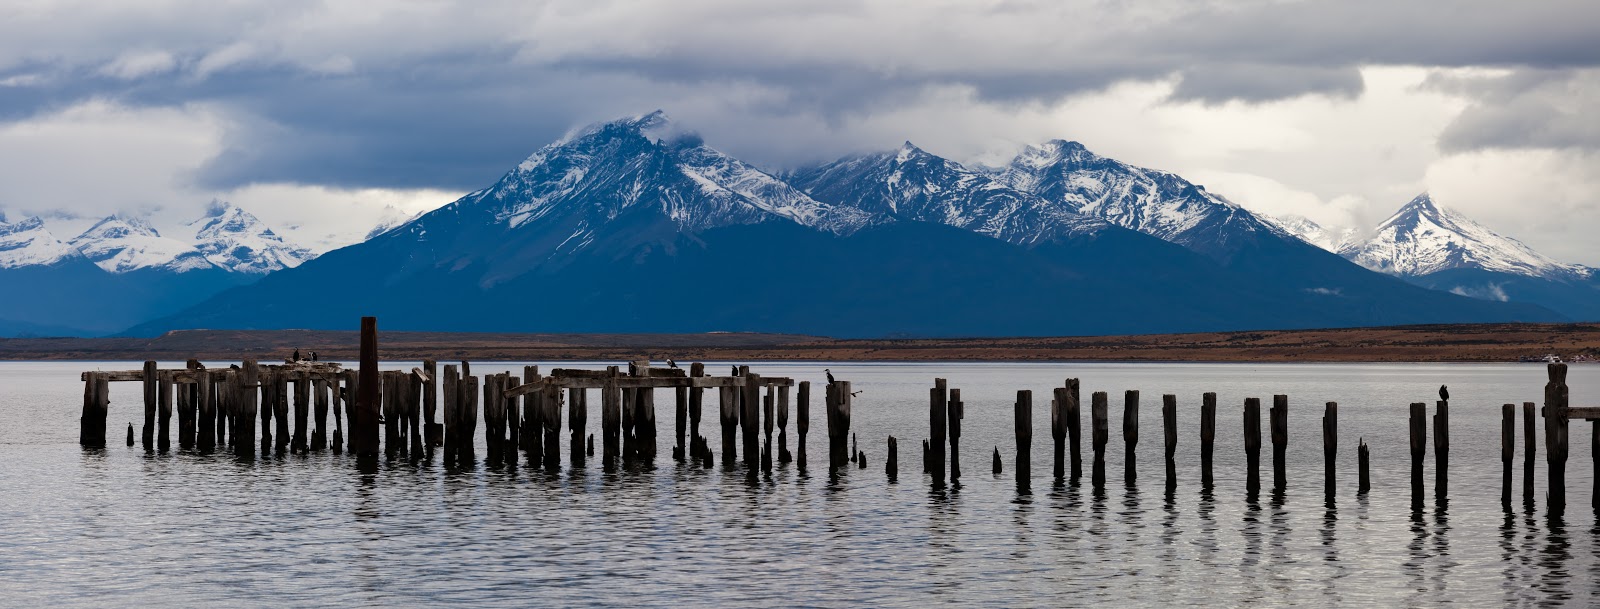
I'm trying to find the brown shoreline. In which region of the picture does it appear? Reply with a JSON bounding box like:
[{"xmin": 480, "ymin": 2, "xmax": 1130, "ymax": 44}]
[{"xmin": 3, "ymin": 323, "xmax": 1598, "ymax": 363}]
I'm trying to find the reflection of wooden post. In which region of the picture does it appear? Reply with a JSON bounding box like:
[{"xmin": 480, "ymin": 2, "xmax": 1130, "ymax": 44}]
[{"xmin": 356, "ymin": 316, "xmax": 380, "ymax": 458}]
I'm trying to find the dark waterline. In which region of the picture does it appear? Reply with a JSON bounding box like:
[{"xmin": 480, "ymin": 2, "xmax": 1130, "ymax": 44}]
[{"xmin": 2, "ymin": 361, "xmax": 1598, "ymax": 607}]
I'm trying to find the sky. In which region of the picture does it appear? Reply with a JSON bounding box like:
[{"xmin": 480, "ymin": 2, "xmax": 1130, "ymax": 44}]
[{"xmin": 0, "ymin": 0, "xmax": 1596, "ymax": 261}]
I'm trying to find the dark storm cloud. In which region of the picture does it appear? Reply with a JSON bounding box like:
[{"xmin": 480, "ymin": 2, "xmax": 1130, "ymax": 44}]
[{"xmin": 1, "ymin": 0, "xmax": 1596, "ymax": 191}]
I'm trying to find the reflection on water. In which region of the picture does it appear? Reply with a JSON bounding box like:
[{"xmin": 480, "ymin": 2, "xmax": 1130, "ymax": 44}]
[{"xmin": 2, "ymin": 360, "xmax": 1599, "ymax": 606}]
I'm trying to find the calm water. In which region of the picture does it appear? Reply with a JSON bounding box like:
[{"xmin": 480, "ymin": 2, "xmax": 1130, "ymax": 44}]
[{"xmin": 2, "ymin": 361, "xmax": 1598, "ymax": 607}]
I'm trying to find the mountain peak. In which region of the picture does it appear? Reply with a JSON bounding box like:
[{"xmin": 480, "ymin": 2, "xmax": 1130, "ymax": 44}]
[
  {"xmin": 0, "ymin": 215, "xmax": 82, "ymax": 269},
  {"xmin": 186, "ymin": 202, "xmax": 313, "ymax": 274},
  {"xmin": 1343, "ymin": 193, "xmax": 1584, "ymax": 280},
  {"xmin": 70, "ymin": 213, "xmax": 215, "ymax": 273}
]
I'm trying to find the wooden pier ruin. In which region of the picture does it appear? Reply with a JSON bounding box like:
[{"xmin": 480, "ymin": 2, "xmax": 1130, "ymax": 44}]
[{"xmin": 72, "ymin": 318, "xmax": 1600, "ymax": 516}]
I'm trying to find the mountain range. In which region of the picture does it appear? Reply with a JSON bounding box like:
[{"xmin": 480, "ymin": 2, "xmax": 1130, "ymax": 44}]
[
  {"xmin": 120, "ymin": 111, "xmax": 1560, "ymax": 338},
  {"xmin": 0, "ymin": 202, "xmax": 313, "ymax": 335}
]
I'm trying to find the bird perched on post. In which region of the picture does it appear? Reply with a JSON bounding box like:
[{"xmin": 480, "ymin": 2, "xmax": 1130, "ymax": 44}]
[
  {"xmin": 667, "ymin": 359, "xmax": 678, "ymax": 369},
  {"xmin": 825, "ymin": 369, "xmax": 835, "ymax": 384},
  {"xmin": 293, "ymin": 349, "xmax": 301, "ymax": 362},
  {"xmin": 731, "ymin": 365, "xmax": 739, "ymax": 377},
  {"xmin": 1439, "ymin": 385, "xmax": 1449, "ymax": 401}
]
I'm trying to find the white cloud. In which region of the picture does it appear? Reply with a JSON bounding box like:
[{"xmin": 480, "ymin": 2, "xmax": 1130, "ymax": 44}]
[{"xmin": 99, "ymin": 50, "xmax": 176, "ymax": 80}]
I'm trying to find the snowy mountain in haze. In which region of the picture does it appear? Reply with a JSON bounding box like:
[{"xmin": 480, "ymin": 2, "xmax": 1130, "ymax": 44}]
[
  {"xmin": 364, "ymin": 206, "xmax": 423, "ymax": 240},
  {"xmin": 0, "ymin": 216, "xmax": 82, "ymax": 269},
  {"xmin": 69, "ymin": 215, "xmax": 218, "ymax": 273},
  {"xmin": 1340, "ymin": 193, "xmax": 1588, "ymax": 280},
  {"xmin": 1267, "ymin": 214, "xmax": 1361, "ymax": 252},
  {"xmin": 186, "ymin": 201, "xmax": 315, "ymax": 274},
  {"xmin": 786, "ymin": 141, "xmax": 1108, "ymax": 243},
  {"xmin": 994, "ymin": 140, "xmax": 1292, "ymax": 261}
]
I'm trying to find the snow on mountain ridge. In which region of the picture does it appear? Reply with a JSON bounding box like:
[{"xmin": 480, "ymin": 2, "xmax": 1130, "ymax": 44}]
[
  {"xmin": 1339, "ymin": 193, "xmax": 1587, "ymax": 280},
  {"xmin": 186, "ymin": 202, "xmax": 316, "ymax": 274},
  {"xmin": 0, "ymin": 216, "xmax": 82, "ymax": 268},
  {"xmin": 69, "ymin": 215, "xmax": 216, "ymax": 273},
  {"xmin": 1266, "ymin": 214, "xmax": 1361, "ymax": 252}
]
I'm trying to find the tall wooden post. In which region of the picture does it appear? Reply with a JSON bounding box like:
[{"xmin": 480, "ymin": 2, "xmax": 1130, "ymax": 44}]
[
  {"xmin": 1091, "ymin": 391, "xmax": 1108, "ymax": 490},
  {"xmin": 1015, "ymin": 390, "xmax": 1032, "ymax": 493},
  {"xmin": 930, "ymin": 378, "xmax": 947, "ymax": 484},
  {"xmin": 157, "ymin": 371, "xmax": 173, "ymax": 453},
  {"xmin": 1064, "ymin": 380, "xmax": 1080, "ymax": 481},
  {"xmin": 777, "ymin": 384, "xmax": 791, "ymax": 464},
  {"xmin": 1123, "ymin": 390, "xmax": 1138, "ymax": 486},
  {"xmin": 718, "ymin": 385, "xmax": 737, "ymax": 468},
  {"xmin": 356, "ymin": 316, "xmax": 380, "ymax": 459},
  {"xmin": 259, "ymin": 370, "xmax": 274, "ymax": 456},
  {"xmin": 273, "ymin": 371, "xmax": 290, "ymax": 455},
  {"xmin": 142, "ymin": 360, "xmax": 157, "ymax": 451},
  {"xmin": 741, "ymin": 369, "xmax": 761, "ymax": 468},
  {"xmin": 1501, "ymin": 403, "xmax": 1514, "ymax": 507},
  {"xmin": 1409, "ymin": 401, "xmax": 1426, "ymax": 508},
  {"xmin": 1271, "ymin": 395, "xmax": 1288, "ymax": 493},
  {"xmin": 442, "ymin": 365, "xmax": 459, "ymax": 464},
  {"xmin": 948, "ymin": 388, "xmax": 963, "ymax": 482},
  {"xmin": 1523, "ymin": 401, "xmax": 1536, "ymax": 504},
  {"xmin": 570, "ymin": 386, "xmax": 587, "ymax": 467},
  {"xmin": 1358, "ymin": 439, "xmax": 1370, "ymax": 495},
  {"xmin": 1244, "ymin": 398, "xmax": 1261, "ymax": 498},
  {"xmin": 1201, "ymin": 392, "xmax": 1216, "ymax": 489},
  {"xmin": 237, "ymin": 360, "xmax": 258, "ymax": 458},
  {"xmin": 1162, "ymin": 394, "xmax": 1177, "ymax": 492},
  {"xmin": 1544, "ymin": 363, "xmax": 1569, "ymax": 511},
  {"xmin": 797, "ymin": 381, "xmax": 811, "ymax": 471},
  {"xmin": 675, "ymin": 384, "xmax": 689, "ymax": 462},
  {"xmin": 178, "ymin": 363, "xmax": 195, "ymax": 450},
  {"xmin": 423, "ymin": 359, "xmax": 439, "ymax": 448},
  {"xmin": 385, "ymin": 371, "xmax": 401, "ymax": 460},
  {"xmin": 409, "ymin": 372, "xmax": 424, "ymax": 459},
  {"xmin": 292, "ymin": 372, "xmax": 309, "ymax": 454},
  {"xmin": 604, "ymin": 374, "xmax": 622, "ymax": 471},
  {"xmin": 1051, "ymin": 389, "xmax": 1066, "ymax": 483},
  {"xmin": 762, "ymin": 385, "xmax": 775, "ymax": 472},
  {"xmin": 459, "ymin": 373, "xmax": 478, "ymax": 465},
  {"xmin": 1434, "ymin": 399, "xmax": 1449, "ymax": 502},
  {"xmin": 689, "ymin": 363, "xmax": 706, "ymax": 461},
  {"xmin": 311, "ymin": 378, "xmax": 327, "ymax": 450},
  {"xmin": 198, "ymin": 368, "xmax": 215, "ymax": 452},
  {"xmin": 1323, "ymin": 402, "xmax": 1337, "ymax": 501}
]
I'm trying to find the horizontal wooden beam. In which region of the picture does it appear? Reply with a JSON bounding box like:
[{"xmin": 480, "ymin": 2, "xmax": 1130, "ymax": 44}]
[{"xmin": 1564, "ymin": 406, "xmax": 1600, "ymax": 420}]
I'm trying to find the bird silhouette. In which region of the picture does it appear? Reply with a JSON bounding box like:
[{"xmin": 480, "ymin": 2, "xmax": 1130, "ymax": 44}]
[
  {"xmin": 1439, "ymin": 385, "xmax": 1449, "ymax": 401},
  {"xmin": 731, "ymin": 365, "xmax": 739, "ymax": 376},
  {"xmin": 851, "ymin": 390, "xmax": 863, "ymax": 398},
  {"xmin": 825, "ymin": 368, "xmax": 836, "ymax": 384},
  {"xmin": 667, "ymin": 359, "xmax": 678, "ymax": 369}
]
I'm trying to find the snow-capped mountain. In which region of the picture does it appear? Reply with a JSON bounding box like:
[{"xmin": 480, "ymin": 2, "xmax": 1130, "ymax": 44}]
[
  {"xmin": 187, "ymin": 201, "xmax": 315, "ymax": 274},
  {"xmin": 364, "ymin": 206, "xmax": 423, "ymax": 241},
  {"xmin": 0, "ymin": 216, "xmax": 82, "ymax": 269},
  {"xmin": 787, "ymin": 141, "xmax": 1107, "ymax": 243},
  {"xmin": 69, "ymin": 215, "xmax": 218, "ymax": 273},
  {"xmin": 1267, "ymin": 214, "xmax": 1360, "ymax": 252},
  {"xmin": 128, "ymin": 112, "xmax": 1561, "ymax": 337},
  {"xmin": 1340, "ymin": 193, "xmax": 1588, "ymax": 280},
  {"xmin": 995, "ymin": 140, "xmax": 1292, "ymax": 261}
]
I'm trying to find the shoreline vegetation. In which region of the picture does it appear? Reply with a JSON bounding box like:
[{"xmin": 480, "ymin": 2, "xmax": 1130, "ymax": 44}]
[{"xmin": 2, "ymin": 322, "xmax": 1598, "ymax": 363}]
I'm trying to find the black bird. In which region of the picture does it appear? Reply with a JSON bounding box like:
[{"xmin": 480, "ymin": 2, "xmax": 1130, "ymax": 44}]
[
  {"xmin": 1439, "ymin": 385, "xmax": 1449, "ymax": 401},
  {"xmin": 825, "ymin": 368, "xmax": 835, "ymax": 384},
  {"xmin": 229, "ymin": 364, "xmax": 240, "ymax": 371},
  {"xmin": 311, "ymin": 351, "xmax": 318, "ymax": 362},
  {"xmin": 293, "ymin": 349, "xmax": 301, "ymax": 362},
  {"xmin": 851, "ymin": 390, "xmax": 863, "ymax": 398},
  {"xmin": 731, "ymin": 365, "xmax": 739, "ymax": 376},
  {"xmin": 667, "ymin": 359, "xmax": 678, "ymax": 369}
]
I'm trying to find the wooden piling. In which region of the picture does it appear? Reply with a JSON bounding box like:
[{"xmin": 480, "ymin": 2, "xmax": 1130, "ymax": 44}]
[
  {"xmin": 355, "ymin": 317, "xmax": 380, "ymax": 458},
  {"xmin": 1051, "ymin": 390, "xmax": 1065, "ymax": 482},
  {"xmin": 604, "ymin": 374, "xmax": 622, "ymax": 470},
  {"xmin": 570, "ymin": 387, "xmax": 587, "ymax": 467},
  {"xmin": 930, "ymin": 378, "xmax": 948, "ymax": 484},
  {"xmin": 762, "ymin": 385, "xmax": 775, "ymax": 471},
  {"xmin": 79, "ymin": 374, "xmax": 96, "ymax": 447},
  {"xmin": 542, "ymin": 383, "xmax": 561, "ymax": 470},
  {"xmin": 1162, "ymin": 394, "xmax": 1177, "ymax": 492},
  {"xmin": 259, "ymin": 370, "xmax": 274, "ymax": 456},
  {"xmin": 1502, "ymin": 403, "xmax": 1514, "ymax": 506},
  {"xmin": 797, "ymin": 381, "xmax": 810, "ymax": 470},
  {"xmin": 992, "ymin": 447, "xmax": 1002, "ymax": 475},
  {"xmin": 1409, "ymin": 402, "xmax": 1426, "ymax": 507},
  {"xmin": 157, "ymin": 371, "xmax": 173, "ymax": 453},
  {"xmin": 1123, "ymin": 390, "xmax": 1138, "ymax": 486},
  {"xmin": 675, "ymin": 384, "xmax": 688, "ymax": 462},
  {"xmin": 949, "ymin": 388, "xmax": 963, "ymax": 482},
  {"xmin": 142, "ymin": 360, "xmax": 156, "ymax": 451},
  {"xmin": 273, "ymin": 371, "xmax": 289, "ymax": 455},
  {"xmin": 689, "ymin": 363, "xmax": 706, "ymax": 461},
  {"xmin": 292, "ymin": 372, "xmax": 309, "ymax": 454},
  {"xmin": 237, "ymin": 360, "xmax": 258, "ymax": 458},
  {"xmin": 331, "ymin": 371, "xmax": 345, "ymax": 453},
  {"xmin": 1544, "ymin": 363, "xmax": 1569, "ymax": 510},
  {"xmin": 198, "ymin": 367, "xmax": 215, "ymax": 452},
  {"xmin": 1358, "ymin": 439, "xmax": 1370, "ymax": 495},
  {"xmin": 1244, "ymin": 397, "xmax": 1261, "ymax": 497},
  {"xmin": 1434, "ymin": 399, "xmax": 1448, "ymax": 501},
  {"xmin": 718, "ymin": 384, "xmax": 737, "ymax": 467},
  {"xmin": 409, "ymin": 372, "xmax": 425, "ymax": 458},
  {"xmin": 1016, "ymin": 390, "xmax": 1032, "ymax": 492},
  {"xmin": 1064, "ymin": 380, "xmax": 1080, "ymax": 481},
  {"xmin": 482, "ymin": 373, "xmax": 502, "ymax": 464},
  {"xmin": 1271, "ymin": 395, "xmax": 1287, "ymax": 493},
  {"xmin": 178, "ymin": 363, "xmax": 195, "ymax": 450},
  {"xmin": 777, "ymin": 384, "xmax": 791, "ymax": 464},
  {"xmin": 421, "ymin": 359, "xmax": 438, "ymax": 448},
  {"xmin": 827, "ymin": 381, "xmax": 852, "ymax": 472},
  {"xmin": 1091, "ymin": 391, "xmax": 1108, "ymax": 489},
  {"xmin": 385, "ymin": 372, "xmax": 401, "ymax": 460},
  {"xmin": 1323, "ymin": 402, "xmax": 1337, "ymax": 501},
  {"xmin": 311, "ymin": 378, "xmax": 327, "ymax": 450},
  {"xmin": 442, "ymin": 365, "xmax": 459, "ymax": 463},
  {"xmin": 741, "ymin": 369, "xmax": 760, "ymax": 468},
  {"xmin": 887, "ymin": 436, "xmax": 898, "ymax": 480},
  {"xmin": 1201, "ymin": 392, "xmax": 1216, "ymax": 489},
  {"xmin": 459, "ymin": 373, "xmax": 478, "ymax": 465},
  {"xmin": 1523, "ymin": 401, "xmax": 1536, "ymax": 504}
]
